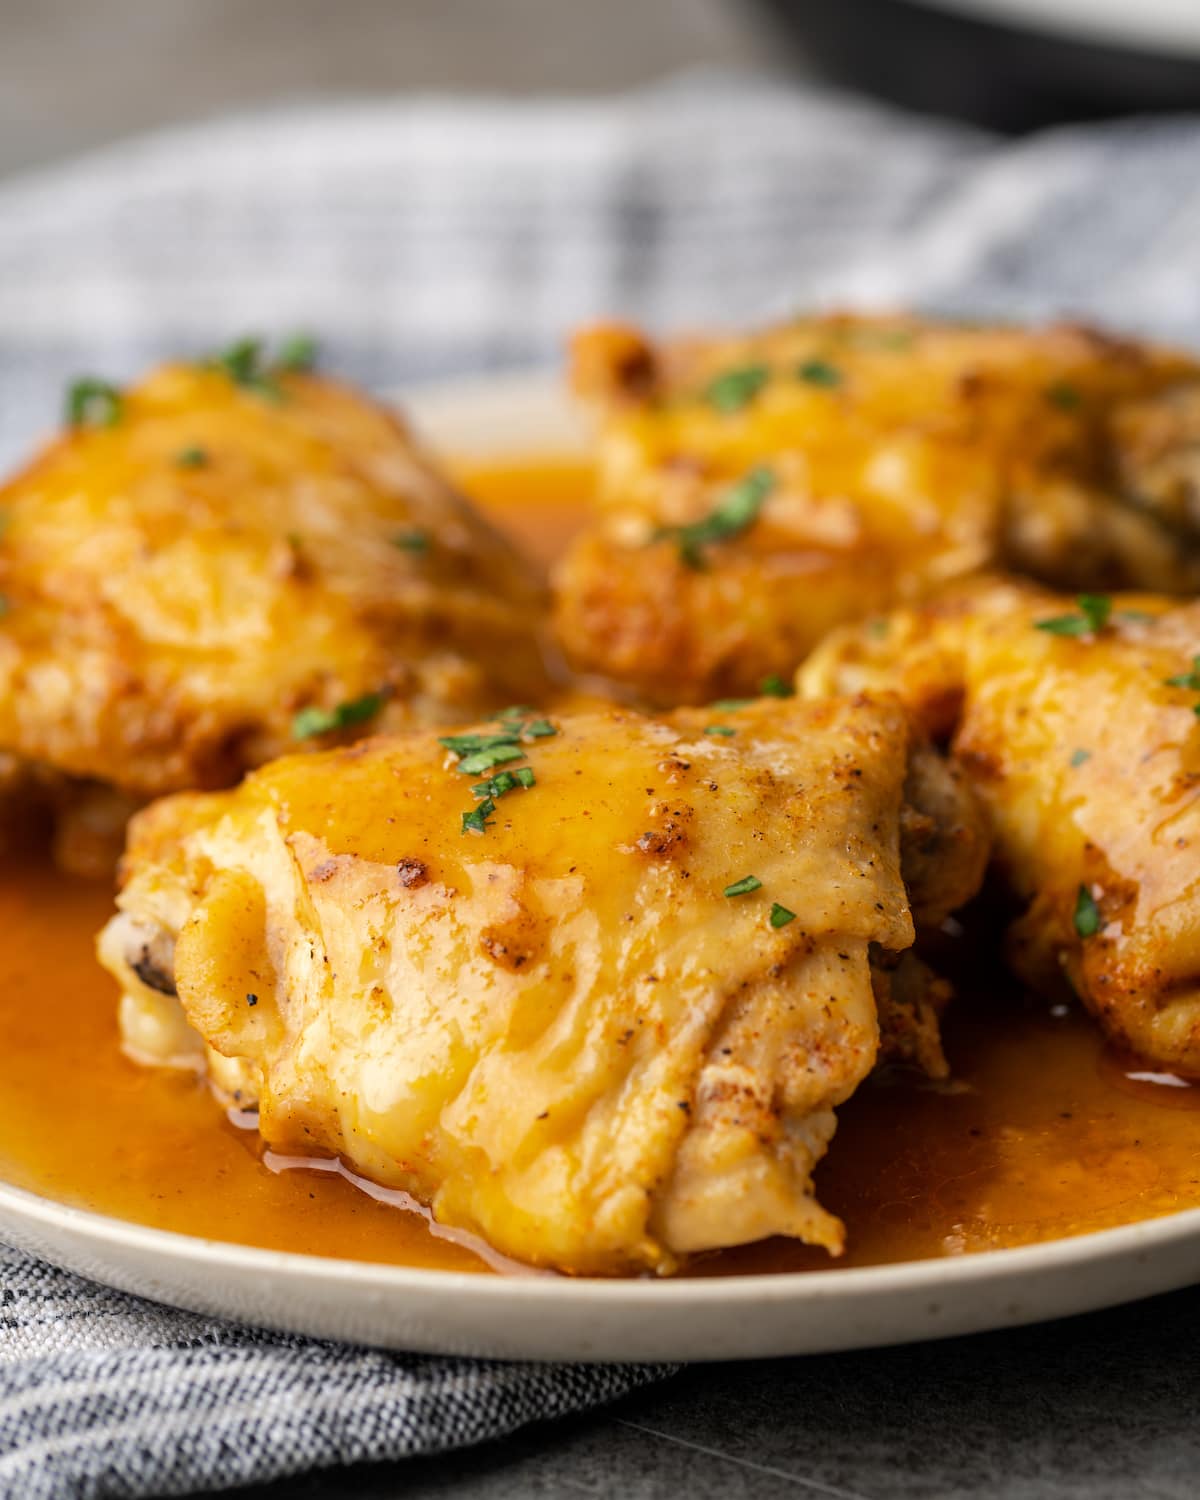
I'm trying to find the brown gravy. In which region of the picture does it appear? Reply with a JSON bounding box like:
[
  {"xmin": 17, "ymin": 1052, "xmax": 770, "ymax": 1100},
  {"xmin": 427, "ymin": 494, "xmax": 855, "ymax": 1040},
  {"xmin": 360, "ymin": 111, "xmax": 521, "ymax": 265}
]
[{"xmin": 1, "ymin": 454, "xmax": 1198, "ymax": 1278}]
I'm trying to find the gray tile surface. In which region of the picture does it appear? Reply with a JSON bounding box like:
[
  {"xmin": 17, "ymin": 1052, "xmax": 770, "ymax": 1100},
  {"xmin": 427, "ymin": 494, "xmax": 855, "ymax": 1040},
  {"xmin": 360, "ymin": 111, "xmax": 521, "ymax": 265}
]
[{"xmin": 238, "ymin": 1286, "xmax": 1200, "ymax": 1499}]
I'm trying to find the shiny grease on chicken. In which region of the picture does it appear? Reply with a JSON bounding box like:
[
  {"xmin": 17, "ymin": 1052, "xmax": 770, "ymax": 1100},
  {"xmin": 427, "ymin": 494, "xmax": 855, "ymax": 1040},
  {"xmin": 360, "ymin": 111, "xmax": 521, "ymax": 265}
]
[
  {"xmin": 554, "ymin": 315, "xmax": 1200, "ymax": 705},
  {"xmin": 0, "ymin": 347, "xmax": 549, "ymax": 872},
  {"xmin": 99, "ymin": 696, "xmax": 985, "ymax": 1275},
  {"xmin": 803, "ymin": 578, "xmax": 1200, "ymax": 1076}
]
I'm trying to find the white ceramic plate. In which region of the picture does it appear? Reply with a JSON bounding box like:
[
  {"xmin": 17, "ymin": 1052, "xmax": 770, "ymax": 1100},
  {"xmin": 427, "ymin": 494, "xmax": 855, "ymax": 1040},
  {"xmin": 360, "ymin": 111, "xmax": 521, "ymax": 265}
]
[{"xmin": 3, "ymin": 371, "xmax": 1200, "ymax": 1364}]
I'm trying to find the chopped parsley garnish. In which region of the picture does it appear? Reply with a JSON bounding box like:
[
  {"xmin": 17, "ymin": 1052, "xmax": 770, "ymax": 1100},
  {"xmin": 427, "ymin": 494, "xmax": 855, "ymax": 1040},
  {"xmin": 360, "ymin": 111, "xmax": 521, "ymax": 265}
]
[
  {"xmin": 866, "ymin": 618, "xmax": 890, "ymax": 640},
  {"xmin": 797, "ymin": 358, "xmax": 841, "ymax": 388},
  {"xmin": 471, "ymin": 767, "xmax": 535, "ymax": 800},
  {"xmin": 66, "ymin": 378, "xmax": 123, "ymax": 429},
  {"xmin": 1035, "ymin": 593, "xmax": 1112, "ymax": 637},
  {"xmin": 276, "ymin": 333, "xmax": 318, "ymax": 372},
  {"xmin": 705, "ymin": 363, "xmax": 770, "ymax": 413},
  {"xmin": 392, "ymin": 529, "xmax": 429, "ymax": 553},
  {"xmin": 1165, "ymin": 657, "xmax": 1200, "ymax": 691},
  {"xmin": 462, "ymin": 798, "xmax": 496, "ymax": 834},
  {"xmin": 211, "ymin": 337, "xmax": 280, "ymax": 398},
  {"xmin": 724, "ymin": 875, "xmax": 763, "ymax": 898},
  {"xmin": 292, "ymin": 691, "xmax": 385, "ymax": 740},
  {"xmin": 1069, "ymin": 748, "xmax": 1092, "ymax": 768},
  {"xmin": 1074, "ymin": 884, "xmax": 1101, "ymax": 939},
  {"xmin": 176, "ymin": 446, "xmax": 209, "ymax": 469},
  {"xmin": 1046, "ymin": 382, "xmax": 1082, "ymax": 412},
  {"xmin": 769, "ymin": 902, "xmax": 796, "ymax": 928},
  {"xmin": 457, "ymin": 742, "xmax": 524, "ymax": 775},
  {"xmin": 711, "ymin": 698, "xmax": 751, "ymax": 711},
  {"xmin": 446, "ymin": 711, "xmax": 555, "ymax": 831},
  {"xmin": 760, "ymin": 674, "xmax": 793, "ymax": 698},
  {"xmin": 704, "ymin": 724, "xmax": 736, "ymax": 736},
  {"xmin": 659, "ymin": 466, "xmax": 775, "ymax": 569},
  {"xmin": 207, "ymin": 335, "xmax": 319, "ymax": 401}
]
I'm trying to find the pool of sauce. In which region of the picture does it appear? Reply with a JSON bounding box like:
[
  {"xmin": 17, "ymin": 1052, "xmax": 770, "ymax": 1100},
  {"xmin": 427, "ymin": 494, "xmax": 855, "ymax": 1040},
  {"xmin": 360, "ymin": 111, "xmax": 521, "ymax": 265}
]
[{"xmin": 1, "ymin": 454, "xmax": 1199, "ymax": 1278}]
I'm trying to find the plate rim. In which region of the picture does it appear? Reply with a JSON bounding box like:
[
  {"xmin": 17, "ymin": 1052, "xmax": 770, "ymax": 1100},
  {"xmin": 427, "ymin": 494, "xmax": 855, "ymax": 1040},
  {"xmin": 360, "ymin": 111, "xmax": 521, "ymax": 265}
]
[{"xmin": 6, "ymin": 1172, "xmax": 1200, "ymax": 1303}]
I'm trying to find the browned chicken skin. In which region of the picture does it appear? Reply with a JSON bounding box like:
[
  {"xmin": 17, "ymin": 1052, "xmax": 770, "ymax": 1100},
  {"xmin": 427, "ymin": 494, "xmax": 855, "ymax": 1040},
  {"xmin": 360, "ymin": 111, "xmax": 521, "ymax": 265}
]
[
  {"xmin": 554, "ymin": 314, "xmax": 1200, "ymax": 705},
  {"xmin": 98, "ymin": 695, "xmax": 986, "ymax": 1274},
  {"xmin": 0, "ymin": 350, "xmax": 550, "ymax": 872},
  {"xmin": 802, "ymin": 578, "xmax": 1200, "ymax": 1076}
]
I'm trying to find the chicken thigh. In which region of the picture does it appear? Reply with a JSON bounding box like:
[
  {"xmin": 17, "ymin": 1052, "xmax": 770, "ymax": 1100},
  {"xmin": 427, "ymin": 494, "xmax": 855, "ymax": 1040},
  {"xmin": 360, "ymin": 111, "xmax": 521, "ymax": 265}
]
[
  {"xmin": 99, "ymin": 695, "xmax": 985, "ymax": 1274},
  {"xmin": 554, "ymin": 315, "xmax": 1200, "ymax": 705},
  {"xmin": 802, "ymin": 578, "xmax": 1200, "ymax": 1075},
  {"xmin": 0, "ymin": 344, "xmax": 549, "ymax": 871}
]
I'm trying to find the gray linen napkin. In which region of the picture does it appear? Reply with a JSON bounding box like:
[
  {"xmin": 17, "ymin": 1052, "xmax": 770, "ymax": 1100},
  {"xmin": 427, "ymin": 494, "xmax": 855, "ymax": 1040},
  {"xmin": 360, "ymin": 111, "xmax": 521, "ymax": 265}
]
[
  {"xmin": 0, "ymin": 1249, "xmax": 670, "ymax": 1498},
  {"xmin": 2, "ymin": 71, "xmax": 1200, "ymax": 1498}
]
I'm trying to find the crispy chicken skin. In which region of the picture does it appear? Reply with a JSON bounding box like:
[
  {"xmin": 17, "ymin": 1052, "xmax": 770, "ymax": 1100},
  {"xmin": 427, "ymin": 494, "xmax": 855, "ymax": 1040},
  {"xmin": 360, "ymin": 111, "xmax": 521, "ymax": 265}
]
[
  {"xmin": 802, "ymin": 578, "xmax": 1200, "ymax": 1075},
  {"xmin": 0, "ymin": 359, "xmax": 549, "ymax": 871},
  {"xmin": 98, "ymin": 696, "xmax": 985, "ymax": 1274},
  {"xmin": 553, "ymin": 314, "xmax": 1200, "ymax": 705}
]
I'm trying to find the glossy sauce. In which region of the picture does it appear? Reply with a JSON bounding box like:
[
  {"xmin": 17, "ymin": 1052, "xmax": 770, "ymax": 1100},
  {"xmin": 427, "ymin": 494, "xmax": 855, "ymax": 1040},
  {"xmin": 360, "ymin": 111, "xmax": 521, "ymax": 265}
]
[{"xmin": 1, "ymin": 455, "xmax": 1199, "ymax": 1278}]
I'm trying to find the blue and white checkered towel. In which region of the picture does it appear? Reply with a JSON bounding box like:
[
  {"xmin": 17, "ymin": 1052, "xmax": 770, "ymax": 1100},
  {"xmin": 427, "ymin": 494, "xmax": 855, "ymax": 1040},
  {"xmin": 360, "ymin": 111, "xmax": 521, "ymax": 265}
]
[{"xmin": 4, "ymin": 71, "xmax": 1200, "ymax": 1498}]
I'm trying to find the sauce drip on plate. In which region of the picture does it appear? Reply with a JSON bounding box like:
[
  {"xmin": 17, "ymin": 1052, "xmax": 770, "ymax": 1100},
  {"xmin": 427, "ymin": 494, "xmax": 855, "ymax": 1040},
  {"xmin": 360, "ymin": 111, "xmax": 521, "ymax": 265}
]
[{"xmin": 1, "ymin": 454, "xmax": 1198, "ymax": 1277}]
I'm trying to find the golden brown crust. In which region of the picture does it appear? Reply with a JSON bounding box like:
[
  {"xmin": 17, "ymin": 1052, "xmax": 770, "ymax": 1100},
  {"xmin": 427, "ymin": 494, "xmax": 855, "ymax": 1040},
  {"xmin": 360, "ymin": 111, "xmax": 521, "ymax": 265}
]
[
  {"xmin": 99, "ymin": 695, "xmax": 985, "ymax": 1273},
  {"xmin": 0, "ymin": 362, "xmax": 550, "ymax": 810},
  {"xmin": 555, "ymin": 314, "xmax": 1200, "ymax": 704},
  {"xmin": 802, "ymin": 577, "xmax": 1200, "ymax": 1074}
]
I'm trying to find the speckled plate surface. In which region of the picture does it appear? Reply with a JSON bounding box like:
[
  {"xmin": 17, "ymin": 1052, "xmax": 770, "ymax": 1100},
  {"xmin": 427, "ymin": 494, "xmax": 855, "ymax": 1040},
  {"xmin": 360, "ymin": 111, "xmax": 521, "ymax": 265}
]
[{"xmin": 3, "ymin": 372, "xmax": 1199, "ymax": 1363}]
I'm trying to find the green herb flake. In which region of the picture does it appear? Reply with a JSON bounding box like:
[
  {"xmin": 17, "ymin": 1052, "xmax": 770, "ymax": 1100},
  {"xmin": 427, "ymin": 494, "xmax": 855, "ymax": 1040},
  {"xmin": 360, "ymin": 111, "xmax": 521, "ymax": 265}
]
[
  {"xmin": 176, "ymin": 446, "xmax": 209, "ymax": 469},
  {"xmin": 392, "ymin": 529, "xmax": 429, "ymax": 553},
  {"xmin": 1069, "ymin": 748, "xmax": 1092, "ymax": 768},
  {"xmin": 769, "ymin": 902, "xmax": 796, "ymax": 929},
  {"xmin": 711, "ymin": 698, "xmax": 751, "ymax": 712},
  {"xmin": 797, "ymin": 358, "xmax": 841, "ymax": 388},
  {"xmin": 866, "ymin": 618, "xmax": 890, "ymax": 640},
  {"xmin": 66, "ymin": 378, "xmax": 124, "ymax": 429},
  {"xmin": 471, "ymin": 766, "xmax": 537, "ymax": 801},
  {"xmin": 276, "ymin": 333, "xmax": 318, "ymax": 372},
  {"xmin": 209, "ymin": 337, "xmax": 284, "ymax": 401},
  {"xmin": 724, "ymin": 875, "xmax": 763, "ymax": 898},
  {"xmin": 704, "ymin": 724, "xmax": 736, "ymax": 737},
  {"xmin": 439, "ymin": 730, "xmax": 510, "ymax": 756},
  {"xmin": 292, "ymin": 691, "xmax": 385, "ymax": 740},
  {"xmin": 1165, "ymin": 657, "xmax": 1200, "ymax": 692},
  {"xmin": 660, "ymin": 466, "xmax": 775, "ymax": 569},
  {"xmin": 1035, "ymin": 593, "xmax": 1112, "ymax": 637},
  {"xmin": 1074, "ymin": 884, "xmax": 1101, "ymax": 939},
  {"xmin": 1046, "ymin": 382, "xmax": 1082, "ymax": 412},
  {"xmin": 457, "ymin": 742, "xmax": 524, "ymax": 775},
  {"xmin": 760, "ymin": 674, "xmax": 793, "ymax": 698},
  {"xmin": 705, "ymin": 362, "xmax": 770, "ymax": 414},
  {"xmin": 472, "ymin": 771, "xmax": 515, "ymax": 799},
  {"xmin": 522, "ymin": 718, "xmax": 557, "ymax": 739},
  {"xmin": 462, "ymin": 798, "xmax": 496, "ymax": 835}
]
